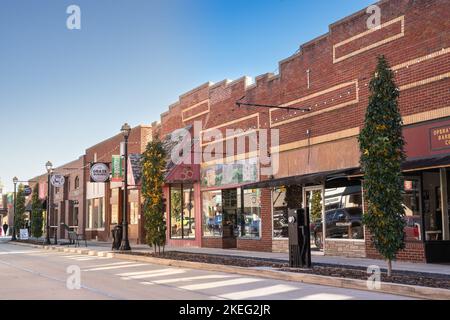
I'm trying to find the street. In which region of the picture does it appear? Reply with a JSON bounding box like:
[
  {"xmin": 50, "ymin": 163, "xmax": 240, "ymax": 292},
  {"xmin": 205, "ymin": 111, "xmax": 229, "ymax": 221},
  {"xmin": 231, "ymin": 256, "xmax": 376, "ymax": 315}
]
[{"xmin": 0, "ymin": 241, "xmax": 413, "ymax": 300}]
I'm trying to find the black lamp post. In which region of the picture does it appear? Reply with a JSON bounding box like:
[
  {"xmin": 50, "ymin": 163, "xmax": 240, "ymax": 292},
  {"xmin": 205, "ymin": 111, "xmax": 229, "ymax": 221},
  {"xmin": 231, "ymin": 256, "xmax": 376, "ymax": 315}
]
[
  {"xmin": 44, "ymin": 161, "xmax": 53, "ymax": 245},
  {"xmin": 120, "ymin": 123, "xmax": 132, "ymax": 251},
  {"xmin": 11, "ymin": 176, "xmax": 18, "ymax": 241}
]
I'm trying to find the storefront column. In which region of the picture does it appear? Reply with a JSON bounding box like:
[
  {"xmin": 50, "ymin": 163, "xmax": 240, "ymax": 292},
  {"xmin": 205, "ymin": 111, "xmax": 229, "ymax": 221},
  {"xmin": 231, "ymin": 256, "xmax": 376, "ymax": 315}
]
[{"xmin": 440, "ymin": 168, "xmax": 450, "ymax": 240}]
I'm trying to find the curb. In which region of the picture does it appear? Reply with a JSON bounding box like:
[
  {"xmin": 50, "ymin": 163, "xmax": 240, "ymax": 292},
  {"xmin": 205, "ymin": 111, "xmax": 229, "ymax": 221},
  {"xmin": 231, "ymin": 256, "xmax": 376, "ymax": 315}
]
[{"xmin": 9, "ymin": 241, "xmax": 450, "ymax": 300}]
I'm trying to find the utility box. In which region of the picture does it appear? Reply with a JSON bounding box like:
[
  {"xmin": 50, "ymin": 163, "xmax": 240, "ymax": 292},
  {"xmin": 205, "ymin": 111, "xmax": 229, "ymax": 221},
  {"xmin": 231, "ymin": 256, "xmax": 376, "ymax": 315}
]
[{"xmin": 288, "ymin": 208, "xmax": 312, "ymax": 268}]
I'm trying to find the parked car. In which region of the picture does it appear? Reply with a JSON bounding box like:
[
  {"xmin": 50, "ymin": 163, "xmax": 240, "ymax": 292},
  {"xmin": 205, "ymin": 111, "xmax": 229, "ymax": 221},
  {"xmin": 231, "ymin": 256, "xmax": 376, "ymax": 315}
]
[{"xmin": 313, "ymin": 207, "xmax": 363, "ymax": 249}]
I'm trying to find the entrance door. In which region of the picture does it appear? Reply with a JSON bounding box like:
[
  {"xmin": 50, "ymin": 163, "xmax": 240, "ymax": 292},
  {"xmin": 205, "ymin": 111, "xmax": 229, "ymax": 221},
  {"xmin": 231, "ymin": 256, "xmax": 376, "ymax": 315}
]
[
  {"xmin": 304, "ymin": 186, "xmax": 325, "ymax": 252},
  {"xmin": 221, "ymin": 189, "xmax": 238, "ymax": 248},
  {"xmin": 422, "ymin": 168, "xmax": 450, "ymax": 262}
]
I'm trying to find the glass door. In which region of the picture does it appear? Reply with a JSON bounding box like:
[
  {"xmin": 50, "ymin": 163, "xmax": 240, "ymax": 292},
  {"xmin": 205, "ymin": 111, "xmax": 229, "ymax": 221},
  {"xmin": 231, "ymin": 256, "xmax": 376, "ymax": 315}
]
[
  {"xmin": 304, "ymin": 186, "xmax": 324, "ymax": 252},
  {"xmin": 222, "ymin": 189, "xmax": 238, "ymax": 239}
]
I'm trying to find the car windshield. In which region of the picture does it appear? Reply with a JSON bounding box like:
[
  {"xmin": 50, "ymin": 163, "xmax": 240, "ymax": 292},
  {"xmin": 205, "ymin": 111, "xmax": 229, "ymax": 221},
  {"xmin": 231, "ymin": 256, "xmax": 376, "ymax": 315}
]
[{"xmin": 346, "ymin": 207, "xmax": 362, "ymax": 216}]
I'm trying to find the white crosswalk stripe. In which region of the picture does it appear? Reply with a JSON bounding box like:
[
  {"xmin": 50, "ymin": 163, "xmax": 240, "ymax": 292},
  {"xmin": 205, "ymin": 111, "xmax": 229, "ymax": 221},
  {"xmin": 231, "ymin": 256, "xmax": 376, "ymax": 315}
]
[
  {"xmin": 180, "ymin": 278, "xmax": 262, "ymax": 291},
  {"xmin": 84, "ymin": 263, "xmax": 149, "ymax": 272},
  {"xmin": 121, "ymin": 269, "xmax": 185, "ymax": 280},
  {"xmin": 218, "ymin": 284, "xmax": 299, "ymax": 299},
  {"xmin": 84, "ymin": 261, "xmax": 136, "ymax": 269},
  {"xmin": 117, "ymin": 268, "xmax": 175, "ymax": 277},
  {"xmin": 150, "ymin": 274, "xmax": 234, "ymax": 285}
]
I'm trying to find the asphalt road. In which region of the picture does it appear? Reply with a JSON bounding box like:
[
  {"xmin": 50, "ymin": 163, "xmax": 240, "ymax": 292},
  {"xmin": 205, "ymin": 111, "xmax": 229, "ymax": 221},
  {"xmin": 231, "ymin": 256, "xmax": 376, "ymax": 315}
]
[{"xmin": 0, "ymin": 241, "xmax": 413, "ymax": 300}]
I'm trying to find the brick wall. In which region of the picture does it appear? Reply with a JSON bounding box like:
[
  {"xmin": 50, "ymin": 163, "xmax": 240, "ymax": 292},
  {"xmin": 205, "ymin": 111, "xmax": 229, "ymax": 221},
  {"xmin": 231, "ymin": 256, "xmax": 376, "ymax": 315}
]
[
  {"xmin": 365, "ymin": 229, "xmax": 426, "ymax": 262},
  {"xmin": 272, "ymin": 239, "xmax": 289, "ymax": 253},
  {"xmin": 325, "ymin": 240, "xmax": 366, "ymax": 258},
  {"xmin": 84, "ymin": 125, "xmax": 153, "ymax": 242},
  {"xmin": 157, "ymin": 0, "xmax": 449, "ymax": 257}
]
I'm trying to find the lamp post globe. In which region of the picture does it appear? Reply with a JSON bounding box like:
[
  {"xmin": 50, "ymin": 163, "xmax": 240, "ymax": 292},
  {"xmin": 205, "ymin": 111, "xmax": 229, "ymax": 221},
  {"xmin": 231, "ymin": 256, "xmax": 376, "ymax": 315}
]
[
  {"xmin": 46, "ymin": 161, "xmax": 53, "ymax": 173},
  {"xmin": 121, "ymin": 123, "xmax": 131, "ymax": 138}
]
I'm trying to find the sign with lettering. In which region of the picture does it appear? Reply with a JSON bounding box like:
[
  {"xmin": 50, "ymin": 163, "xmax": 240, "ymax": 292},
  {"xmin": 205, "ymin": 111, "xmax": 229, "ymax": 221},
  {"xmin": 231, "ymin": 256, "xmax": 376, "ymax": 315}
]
[
  {"xmin": 90, "ymin": 162, "xmax": 110, "ymax": 183},
  {"xmin": 19, "ymin": 228, "xmax": 29, "ymax": 240},
  {"xmin": 111, "ymin": 155, "xmax": 123, "ymax": 182},
  {"xmin": 51, "ymin": 174, "xmax": 65, "ymax": 188},
  {"xmin": 430, "ymin": 125, "xmax": 450, "ymax": 151},
  {"xmin": 23, "ymin": 185, "xmax": 32, "ymax": 196}
]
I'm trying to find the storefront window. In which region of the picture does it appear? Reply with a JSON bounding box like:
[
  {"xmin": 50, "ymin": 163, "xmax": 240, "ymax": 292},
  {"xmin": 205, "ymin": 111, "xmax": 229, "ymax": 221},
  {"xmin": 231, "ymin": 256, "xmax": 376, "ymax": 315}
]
[
  {"xmin": 324, "ymin": 184, "xmax": 364, "ymax": 240},
  {"xmin": 272, "ymin": 187, "xmax": 288, "ymax": 239},
  {"xmin": 87, "ymin": 198, "xmax": 105, "ymax": 229},
  {"xmin": 170, "ymin": 184, "xmax": 195, "ymax": 239},
  {"xmin": 111, "ymin": 188, "xmax": 119, "ymax": 225},
  {"xmin": 402, "ymin": 177, "xmax": 422, "ymax": 241},
  {"xmin": 237, "ymin": 189, "xmax": 261, "ymax": 238},
  {"xmin": 130, "ymin": 202, "xmax": 139, "ymax": 225},
  {"xmin": 422, "ymin": 170, "xmax": 450, "ymax": 241},
  {"xmin": 201, "ymin": 158, "xmax": 259, "ymax": 188},
  {"xmin": 202, "ymin": 190, "xmax": 222, "ymax": 237}
]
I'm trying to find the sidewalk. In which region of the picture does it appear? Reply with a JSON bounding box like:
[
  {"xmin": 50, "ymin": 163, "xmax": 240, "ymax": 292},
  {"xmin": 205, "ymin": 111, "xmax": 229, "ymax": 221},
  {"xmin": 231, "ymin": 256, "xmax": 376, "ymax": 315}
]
[{"xmin": 71, "ymin": 240, "xmax": 450, "ymax": 276}]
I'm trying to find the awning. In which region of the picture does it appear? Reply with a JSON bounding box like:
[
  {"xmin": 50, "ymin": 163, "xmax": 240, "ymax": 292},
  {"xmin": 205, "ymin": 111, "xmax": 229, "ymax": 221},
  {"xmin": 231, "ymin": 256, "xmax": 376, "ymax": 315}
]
[
  {"xmin": 402, "ymin": 154, "xmax": 450, "ymax": 172},
  {"xmin": 242, "ymin": 167, "xmax": 360, "ymax": 189},
  {"xmin": 162, "ymin": 125, "xmax": 200, "ymax": 184}
]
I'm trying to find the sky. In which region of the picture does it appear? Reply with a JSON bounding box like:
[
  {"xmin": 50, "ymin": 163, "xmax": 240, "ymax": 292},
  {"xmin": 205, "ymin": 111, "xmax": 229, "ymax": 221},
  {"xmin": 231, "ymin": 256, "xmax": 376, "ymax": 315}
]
[{"xmin": 0, "ymin": 0, "xmax": 374, "ymax": 192}]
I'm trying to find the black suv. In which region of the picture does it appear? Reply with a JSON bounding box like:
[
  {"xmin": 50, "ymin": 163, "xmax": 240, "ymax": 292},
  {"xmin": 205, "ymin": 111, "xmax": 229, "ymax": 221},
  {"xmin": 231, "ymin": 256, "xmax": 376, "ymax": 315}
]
[{"xmin": 313, "ymin": 207, "xmax": 363, "ymax": 249}]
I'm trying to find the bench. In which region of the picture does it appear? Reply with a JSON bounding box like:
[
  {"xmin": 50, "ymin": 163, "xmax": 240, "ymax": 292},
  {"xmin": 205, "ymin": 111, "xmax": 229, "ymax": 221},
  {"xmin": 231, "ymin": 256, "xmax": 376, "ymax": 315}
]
[{"xmin": 60, "ymin": 223, "xmax": 87, "ymax": 247}]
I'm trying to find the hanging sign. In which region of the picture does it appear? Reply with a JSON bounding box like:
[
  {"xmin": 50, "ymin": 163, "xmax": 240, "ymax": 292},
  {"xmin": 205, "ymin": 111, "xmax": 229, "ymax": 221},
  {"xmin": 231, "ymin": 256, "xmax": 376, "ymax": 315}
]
[
  {"xmin": 111, "ymin": 155, "xmax": 123, "ymax": 182},
  {"xmin": 51, "ymin": 174, "xmax": 65, "ymax": 188},
  {"xmin": 90, "ymin": 162, "xmax": 110, "ymax": 183},
  {"xmin": 23, "ymin": 185, "xmax": 32, "ymax": 196}
]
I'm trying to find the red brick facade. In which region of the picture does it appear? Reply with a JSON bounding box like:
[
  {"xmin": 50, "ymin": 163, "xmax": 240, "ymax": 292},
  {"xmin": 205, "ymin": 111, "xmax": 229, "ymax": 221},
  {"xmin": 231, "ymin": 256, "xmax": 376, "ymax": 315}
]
[
  {"xmin": 158, "ymin": 0, "xmax": 450, "ymax": 262},
  {"xmin": 84, "ymin": 125, "xmax": 153, "ymax": 243}
]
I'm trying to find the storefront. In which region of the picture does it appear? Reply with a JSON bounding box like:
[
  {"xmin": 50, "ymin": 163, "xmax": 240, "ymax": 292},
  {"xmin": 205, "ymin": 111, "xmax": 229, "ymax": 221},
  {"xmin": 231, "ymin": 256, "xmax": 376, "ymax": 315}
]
[
  {"xmin": 398, "ymin": 117, "xmax": 450, "ymax": 262},
  {"xmin": 200, "ymin": 157, "xmax": 263, "ymax": 249}
]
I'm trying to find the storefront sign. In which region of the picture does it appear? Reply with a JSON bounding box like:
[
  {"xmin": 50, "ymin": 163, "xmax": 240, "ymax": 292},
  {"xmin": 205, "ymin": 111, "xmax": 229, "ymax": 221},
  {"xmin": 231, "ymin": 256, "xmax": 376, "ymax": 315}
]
[
  {"xmin": 430, "ymin": 125, "xmax": 450, "ymax": 151},
  {"xmin": 19, "ymin": 228, "xmax": 29, "ymax": 240},
  {"xmin": 111, "ymin": 155, "xmax": 123, "ymax": 182},
  {"xmin": 23, "ymin": 185, "xmax": 32, "ymax": 196},
  {"xmin": 404, "ymin": 180, "xmax": 413, "ymax": 191},
  {"xmin": 50, "ymin": 174, "xmax": 65, "ymax": 188},
  {"xmin": 90, "ymin": 162, "xmax": 110, "ymax": 183}
]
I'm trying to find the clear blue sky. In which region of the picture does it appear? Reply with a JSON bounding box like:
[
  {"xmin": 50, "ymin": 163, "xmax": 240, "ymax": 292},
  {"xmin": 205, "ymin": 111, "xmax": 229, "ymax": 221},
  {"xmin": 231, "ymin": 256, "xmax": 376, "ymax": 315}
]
[{"xmin": 0, "ymin": 0, "xmax": 374, "ymax": 192}]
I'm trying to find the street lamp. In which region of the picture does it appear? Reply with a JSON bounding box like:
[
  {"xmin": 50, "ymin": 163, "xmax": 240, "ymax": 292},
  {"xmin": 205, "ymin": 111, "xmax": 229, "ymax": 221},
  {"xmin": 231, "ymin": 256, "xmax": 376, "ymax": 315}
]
[
  {"xmin": 11, "ymin": 176, "xmax": 18, "ymax": 241},
  {"xmin": 44, "ymin": 161, "xmax": 53, "ymax": 245},
  {"xmin": 120, "ymin": 123, "xmax": 132, "ymax": 251}
]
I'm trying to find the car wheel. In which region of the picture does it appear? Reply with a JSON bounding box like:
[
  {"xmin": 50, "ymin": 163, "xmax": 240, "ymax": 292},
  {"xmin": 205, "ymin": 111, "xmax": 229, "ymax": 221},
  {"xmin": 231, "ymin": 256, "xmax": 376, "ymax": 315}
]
[{"xmin": 314, "ymin": 232, "xmax": 323, "ymax": 249}]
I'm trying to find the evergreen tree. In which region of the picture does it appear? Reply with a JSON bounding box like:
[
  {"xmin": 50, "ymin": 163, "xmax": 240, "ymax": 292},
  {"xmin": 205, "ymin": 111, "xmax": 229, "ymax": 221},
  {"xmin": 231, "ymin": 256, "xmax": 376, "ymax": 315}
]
[
  {"xmin": 31, "ymin": 184, "xmax": 43, "ymax": 238},
  {"xmin": 141, "ymin": 138, "xmax": 167, "ymax": 254},
  {"xmin": 14, "ymin": 184, "xmax": 26, "ymax": 236},
  {"xmin": 358, "ymin": 55, "xmax": 406, "ymax": 276}
]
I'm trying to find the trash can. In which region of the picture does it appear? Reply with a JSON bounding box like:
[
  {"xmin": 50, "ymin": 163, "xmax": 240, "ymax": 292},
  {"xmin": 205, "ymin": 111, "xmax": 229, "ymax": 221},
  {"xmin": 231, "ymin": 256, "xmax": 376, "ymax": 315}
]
[{"xmin": 111, "ymin": 225, "xmax": 122, "ymax": 250}]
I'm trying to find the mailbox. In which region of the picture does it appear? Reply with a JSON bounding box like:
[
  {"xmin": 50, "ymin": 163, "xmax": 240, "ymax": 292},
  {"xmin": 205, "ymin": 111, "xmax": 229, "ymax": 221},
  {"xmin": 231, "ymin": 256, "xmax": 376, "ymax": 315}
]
[{"xmin": 288, "ymin": 208, "xmax": 312, "ymax": 268}]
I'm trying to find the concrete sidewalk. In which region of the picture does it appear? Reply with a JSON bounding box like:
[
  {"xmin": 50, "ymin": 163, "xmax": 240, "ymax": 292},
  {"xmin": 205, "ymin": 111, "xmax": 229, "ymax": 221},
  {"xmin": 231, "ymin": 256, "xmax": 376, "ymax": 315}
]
[{"xmin": 57, "ymin": 239, "xmax": 450, "ymax": 276}]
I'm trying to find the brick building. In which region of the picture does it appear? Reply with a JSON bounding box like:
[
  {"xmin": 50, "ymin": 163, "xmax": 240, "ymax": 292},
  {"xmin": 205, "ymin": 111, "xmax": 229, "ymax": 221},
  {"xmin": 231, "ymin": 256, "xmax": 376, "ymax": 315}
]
[
  {"xmin": 50, "ymin": 156, "xmax": 86, "ymax": 241},
  {"xmin": 158, "ymin": 0, "xmax": 450, "ymax": 263},
  {"xmin": 28, "ymin": 157, "xmax": 86, "ymax": 242},
  {"xmin": 84, "ymin": 125, "xmax": 153, "ymax": 243}
]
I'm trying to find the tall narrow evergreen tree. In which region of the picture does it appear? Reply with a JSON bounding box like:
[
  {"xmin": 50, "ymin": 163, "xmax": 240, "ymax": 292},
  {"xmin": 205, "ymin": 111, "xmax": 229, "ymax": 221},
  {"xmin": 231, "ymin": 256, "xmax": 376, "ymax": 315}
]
[
  {"xmin": 31, "ymin": 184, "xmax": 43, "ymax": 238},
  {"xmin": 14, "ymin": 184, "xmax": 26, "ymax": 236},
  {"xmin": 358, "ymin": 55, "xmax": 406, "ymax": 276},
  {"xmin": 141, "ymin": 138, "xmax": 167, "ymax": 254}
]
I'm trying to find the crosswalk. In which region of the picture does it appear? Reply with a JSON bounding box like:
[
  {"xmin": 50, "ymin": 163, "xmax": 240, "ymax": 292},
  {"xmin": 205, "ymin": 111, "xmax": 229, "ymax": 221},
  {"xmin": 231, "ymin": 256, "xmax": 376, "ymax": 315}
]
[{"xmin": 22, "ymin": 250, "xmax": 408, "ymax": 300}]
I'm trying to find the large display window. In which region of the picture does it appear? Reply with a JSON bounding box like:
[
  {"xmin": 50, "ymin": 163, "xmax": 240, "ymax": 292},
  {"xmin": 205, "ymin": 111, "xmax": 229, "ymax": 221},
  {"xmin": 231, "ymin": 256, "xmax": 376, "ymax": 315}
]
[{"xmin": 170, "ymin": 184, "xmax": 195, "ymax": 239}]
